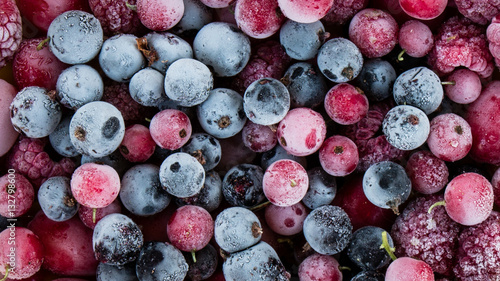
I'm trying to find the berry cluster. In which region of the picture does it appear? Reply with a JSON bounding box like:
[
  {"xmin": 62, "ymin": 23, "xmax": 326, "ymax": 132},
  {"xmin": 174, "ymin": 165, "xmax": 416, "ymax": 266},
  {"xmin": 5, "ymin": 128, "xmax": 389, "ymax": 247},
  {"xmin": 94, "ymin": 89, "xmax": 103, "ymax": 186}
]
[{"xmin": 1, "ymin": 0, "xmax": 500, "ymax": 280}]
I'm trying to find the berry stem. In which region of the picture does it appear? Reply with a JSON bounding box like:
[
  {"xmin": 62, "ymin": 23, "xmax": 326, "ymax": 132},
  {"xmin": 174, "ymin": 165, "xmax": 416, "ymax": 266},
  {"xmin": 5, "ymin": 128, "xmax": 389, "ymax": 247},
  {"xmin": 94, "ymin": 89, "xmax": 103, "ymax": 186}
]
[
  {"xmin": 36, "ymin": 37, "xmax": 50, "ymax": 51},
  {"xmin": 441, "ymin": 81, "xmax": 456, "ymax": 85},
  {"xmin": 428, "ymin": 200, "xmax": 446, "ymax": 214},
  {"xmin": 338, "ymin": 266, "xmax": 351, "ymax": 271},
  {"xmin": 0, "ymin": 265, "xmax": 10, "ymax": 281},
  {"xmin": 191, "ymin": 249, "xmax": 197, "ymax": 263},
  {"xmin": 380, "ymin": 231, "xmax": 397, "ymax": 261},
  {"xmin": 92, "ymin": 208, "xmax": 97, "ymax": 224},
  {"xmin": 397, "ymin": 49, "xmax": 406, "ymax": 61},
  {"xmin": 249, "ymin": 200, "xmax": 271, "ymax": 211},
  {"xmin": 125, "ymin": 2, "xmax": 137, "ymax": 11}
]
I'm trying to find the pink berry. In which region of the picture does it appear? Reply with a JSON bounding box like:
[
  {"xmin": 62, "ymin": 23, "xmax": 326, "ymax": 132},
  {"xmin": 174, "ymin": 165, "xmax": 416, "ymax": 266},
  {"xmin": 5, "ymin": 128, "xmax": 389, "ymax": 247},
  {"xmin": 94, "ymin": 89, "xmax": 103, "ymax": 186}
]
[
  {"xmin": 324, "ymin": 83, "xmax": 369, "ymax": 125},
  {"xmin": 264, "ymin": 202, "xmax": 308, "ymax": 236},
  {"xmin": 298, "ymin": 253, "xmax": 342, "ymax": 281},
  {"xmin": 385, "ymin": 257, "xmax": 435, "ymax": 281},
  {"xmin": 78, "ymin": 199, "xmax": 122, "ymax": 229},
  {"xmin": 0, "ymin": 79, "xmax": 18, "ymax": 157},
  {"xmin": 348, "ymin": 8, "xmax": 399, "ymax": 58},
  {"xmin": 427, "ymin": 113, "xmax": 472, "ymax": 162},
  {"xmin": 399, "ymin": 0, "xmax": 447, "ymax": 20},
  {"xmin": 136, "ymin": 0, "xmax": 184, "ymax": 31},
  {"xmin": 119, "ymin": 124, "xmax": 156, "ymax": 163},
  {"xmin": 492, "ymin": 167, "xmax": 500, "ymax": 208},
  {"xmin": 149, "ymin": 109, "xmax": 192, "ymax": 150},
  {"xmin": 466, "ymin": 81, "xmax": 500, "ymax": 165},
  {"xmin": 443, "ymin": 68, "xmax": 482, "ymax": 104},
  {"xmin": 88, "ymin": 0, "xmax": 144, "ymax": 36},
  {"xmin": 322, "ymin": 0, "xmax": 369, "ymax": 25},
  {"xmin": 487, "ymin": 15, "xmax": 500, "ymax": 66},
  {"xmin": 167, "ymin": 205, "xmax": 214, "ymax": 253},
  {"xmin": 263, "ymin": 159, "xmax": 309, "ymax": 207},
  {"xmin": 13, "ymin": 38, "xmax": 68, "ymax": 91},
  {"xmin": 405, "ymin": 150, "xmax": 449, "ymax": 194},
  {"xmin": 276, "ymin": 107, "xmax": 326, "ymax": 156},
  {"xmin": 277, "ymin": 0, "xmax": 334, "ymax": 23},
  {"xmin": 241, "ymin": 121, "xmax": 277, "ymax": 153},
  {"xmin": 28, "ymin": 211, "xmax": 98, "ymax": 276},
  {"xmin": 70, "ymin": 163, "xmax": 120, "ymax": 209},
  {"xmin": 235, "ymin": 0, "xmax": 285, "ymax": 39},
  {"xmin": 398, "ymin": 20, "xmax": 434, "ymax": 58},
  {"xmin": 0, "ymin": 227, "xmax": 44, "ymax": 280},
  {"xmin": 0, "ymin": 173, "xmax": 34, "ymax": 218},
  {"xmin": 200, "ymin": 0, "xmax": 234, "ymax": 8},
  {"xmin": 444, "ymin": 172, "xmax": 494, "ymax": 226},
  {"xmin": 319, "ymin": 135, "xmax": 359, "ymax": 177},
  {"xmin": 0, "ymin": 0, "xmax": 23, "ymax": 68},
  {"xmin": 455, "ymin": 0, "xmax": 500, "ymax": 25}
]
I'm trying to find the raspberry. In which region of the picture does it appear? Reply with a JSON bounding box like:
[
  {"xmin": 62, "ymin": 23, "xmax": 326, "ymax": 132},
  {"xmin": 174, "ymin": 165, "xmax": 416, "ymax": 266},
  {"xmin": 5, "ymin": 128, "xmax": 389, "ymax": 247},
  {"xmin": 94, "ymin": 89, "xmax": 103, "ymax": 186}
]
[
  {"xmin": 0, "ymin": 0, "xmax": 22, "ymax": 68},
  {"xmin": 391, "ymin": 194, "xmax": 461, "ymax": 277},
  {"xmin": 322, "ymin": 0, "xmax": 368, "ymax": 25},
  {"xmin": 455, "ymin": 0, "xmax": 500, "ymax": 25},
  {"xmin": 454, "ymin": 211, "xmax": 500, "ymax": 280},
  {"xmin": 427, "ymin": 16, "xmax": 494, "ymax": 78},
  {"xmin": 89, "ymin": 0, "xmax": 144, "ymax": 36},
  {"xmin": 487, "ymin": 15, "xmax": 500, "ymax": 67},
  {"xmin": 341, "ymin": 101, "xmax": 408, "ymax": 171},
  {"xmin": 8, "ymin": 136, "xmax": 76, "ymax": 187},
  {"xmin": 232, "ymin": 41, "xmax": 291, "ymax": 93},
  {"xmin": 101, "ymin": 81, "xmax": 153, "ymax": 124}
]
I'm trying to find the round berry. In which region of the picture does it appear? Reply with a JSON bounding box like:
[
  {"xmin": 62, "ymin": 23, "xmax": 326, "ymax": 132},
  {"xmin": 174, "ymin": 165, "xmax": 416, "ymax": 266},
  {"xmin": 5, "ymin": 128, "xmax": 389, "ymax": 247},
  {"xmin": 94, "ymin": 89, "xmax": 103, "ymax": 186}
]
[
  {"xmin": 263, "ymin": 159, "xmax": 309, "ymax": 207},
  {"xmin": 149, "ymin": 109, "xmax": 192, "ymax": 150},
  {"xmin": 319, "ymin": 135, "xmax": 359, "ymax": 177},
  {"xmin": 427, "ymin": 113, "xmax": 472, "ymax": 162},
  {"xmin": 324, "ymin": 83, "xmax": 369, "ymax": 125}
]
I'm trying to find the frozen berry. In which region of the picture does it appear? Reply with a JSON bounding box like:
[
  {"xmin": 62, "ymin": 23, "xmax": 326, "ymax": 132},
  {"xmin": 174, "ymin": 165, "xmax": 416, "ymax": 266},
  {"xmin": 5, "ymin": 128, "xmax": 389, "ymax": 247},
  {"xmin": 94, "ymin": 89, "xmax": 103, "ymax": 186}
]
[
  {"xmin": 277, "ymin": 0, "xmax": 334, "ymax": 23},
  {"xmin": 385, "ymin": 257, "xmax": 434, "ymax": 281},
  {"xmin": 235, "ymin": 0, "xmax": 285, "ymax": 39},
  {"xmin": 405, "ymin": 150, "xmax": 449, "ymax": 194},
  {"xmin": 136, "ymin": 0, "xmax": 184, "ymax": 31},
  {"xmin": 149, "ymin": 109, "xmax": 192, "ymax": 151},
  {"xmin": 455, "ymin": 0, "xmax": 500, "ymax": 25},
  {"xmin": 399, "ymin": 0, "xmax": 447, "ymax": 20},
  {"xmin": 319, "ymin": 135, "xmax": 359, "ymax": 177},
  {"xmin": 427, "ymin": 113, "xmax": 472, "ymax": 162},
  {"xmin": 88, "ymin": 0, "xmax": 144, "ymax": 35},
  {"xmin": 119, "ymin": 124, "xmax": 156, "ymax": 163},
  {"xmin": 263, "ymin": 159, "xmax": 309, "ymax": 207},
  {"xmin": 324, "ymin": 83, "xmax": 369, "ymax": 125},
  {"xmin": 443, "ymin": 68, "xmax": 482, "ymax": 104},
  {"xmin": 0, "ymin": 0, "xmax": 22, "ymax": 68},
  {"xmin": 398, "ymin": 20, "xmax": 434, "ymax": 58}
]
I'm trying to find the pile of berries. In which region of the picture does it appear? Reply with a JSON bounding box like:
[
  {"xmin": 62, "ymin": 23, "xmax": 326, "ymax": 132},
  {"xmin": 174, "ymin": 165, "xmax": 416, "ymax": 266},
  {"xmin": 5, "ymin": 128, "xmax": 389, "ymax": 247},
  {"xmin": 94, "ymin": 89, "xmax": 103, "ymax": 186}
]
[{"xmin": 1, "ymin": 0, "xmax": 500, "ymax": 280}]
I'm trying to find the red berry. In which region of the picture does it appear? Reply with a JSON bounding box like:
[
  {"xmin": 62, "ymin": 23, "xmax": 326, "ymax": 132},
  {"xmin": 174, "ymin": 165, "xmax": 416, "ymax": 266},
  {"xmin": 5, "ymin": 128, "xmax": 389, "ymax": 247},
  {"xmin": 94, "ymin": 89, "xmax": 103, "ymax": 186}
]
[
  {"xmin": 263, "ymin": 159, "xmax": 309, "ymax": 207},
  {"xmin": 277, "ymin": 0, "xmax": 334, "ymax": 23},
  {"xmin": 264, "ymin": 202, "xmax": 308, "ymax": 236},
  {"xmin": 319, "ymin": 135, "xmax": 359, "ymax": 177},
  {"xmin": 70, "ymin": 163, "xmax": 120, "ymax": 209},
  {"xmin": 241, "ymin": 121, "xmax": 277, "ymax": 153},
  {"xmin": 167, "ymin": 205, "xmax": 214, "ymax": 253},
  {"xmin": 298, "ymin": 253, "xmax": 342, "ymax": 281},
  {"xmin": 324, "ymin": 83, "xmax": 369, "ymax": 125},
  {"xmin": 385, "ymin": 257, "xmax": 434, "ymax": 281},
  {"xmin": 455, "ymin": 0, "xmax": 500, "ymax": 25},
  {"xmin": 78, "ymin": 199, "xmax": 122, "ymax": 229},
  {"xmin": 119, "ymin": 124, "xmax": 156, "ymax": 163},
  {"xmin": 322, "ymin": 0, "xmax": 369, "ymax": 25},
  {"xmin": 399, "ymin": 0, "xmax": 447, "ymax": 20},
  {"xmin": 88, "ymin": 0, "xmax": 144, "ymax": 35},
  {"xmin": 443, "ymin": 68, "xmax": 482, "ymax": 104},
  {"xmin": 200, "ymin": 0, "xmax": 234, "ymax": 8},
  {"xmin": 444, "ymin": 172, "xmax": 494, "ymax": 226},
  {"xmin": 137, "ymin": 0, "xmax": 184, "ymax": 31},
  {"xmin": 398, "ymin": 20, "xmax": 434, "ymax": 58},
  {"xmin": 0, "ymin": 173, "xmax": 34, "ymax": 218},
  {"xmin": 276, "ymin": 107, "xmax": 326, "ymax": 157},
  {"xmin": 405, "ymin": 150, "xmax": 449, "ymax": 194},
  {"xmin": 149, "ymin": 109, "xmax": 192, "ymax": 150},
  {"xmin": 348, "ymin": 8, "xmax": 399, "ymax": 58},
  {"xmin": 0, "ymin": 0, "xmax": 23, "ymax": 68},
  {"xmin": 427, "ymin": 113, "xmax": 472, "ymax": 162},
  {"xmin": 235, "ymin": 0, "xmax": 285, "ymax": 39},
  {"xmin": 0, "ymin": 79, "xmax": 18, "ymax": 157}
]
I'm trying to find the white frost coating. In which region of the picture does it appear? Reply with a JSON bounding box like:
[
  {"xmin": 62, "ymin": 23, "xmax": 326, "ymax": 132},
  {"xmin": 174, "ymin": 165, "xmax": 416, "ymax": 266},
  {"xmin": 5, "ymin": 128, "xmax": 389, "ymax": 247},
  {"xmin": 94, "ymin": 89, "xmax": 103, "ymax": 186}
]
[
  {"xmin": 243, "ymin": 78, "xmax": 290, "ymax": 126},
  {"xmin": 48, "ymin": 10, "xmax": 103, "ymax": 64},
  {"xmin": 57, "ymin": 64, "xmax": 104, "ymax": 109},
  {"xmin": 164, "ymin": 58, "xmax": 213, "ymax": 107},
  {"xmin": 144, "ymin": 32, "xmax": 193, "ymax": 74},
  {"xmin": 129, "ymin": 67, "xmax": 167, "ymax": 107},
  {"xmin": 214, "ymin": 206, "xmax": 262, "ymax": 253},
  {"xmin": 159, "ymin": 152, "xmax": 205, "ymax": 198},
  {"xmin": 280, "ymin": 20, "xmax": 325, "ymax": 60},
  {"xmin": 382, "ymin": 105, "xmax": 430, "ymax": 151},
  {"xmin": 99, "ymin": 34, "xmax": 146, "ymax": 82}
]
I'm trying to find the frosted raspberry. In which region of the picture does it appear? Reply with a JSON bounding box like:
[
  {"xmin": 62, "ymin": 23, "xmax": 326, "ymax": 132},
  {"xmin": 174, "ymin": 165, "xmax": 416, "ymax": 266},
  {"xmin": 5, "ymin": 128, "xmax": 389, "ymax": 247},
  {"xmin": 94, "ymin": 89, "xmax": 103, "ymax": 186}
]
[
  {"xmin": 454, "ymin": 211, "xmax": 500, "ymax": 280},
  {"xmin": 101, "ymin": 81, "xmax": 152, "ymax": 124},
  {"xmin": 89, "ymin": 0, "xmax": 144, "ymax": 36},
  {"xmin": 455, "ymin": 0, "xmax": 500, "ymax": 25},
  {"xmin": 322, "ymin": 0, "xmax": 369, "ymax": 25},
  {"xmin": 428, "ymin": 16, "xmax": 494, "ymax": 78},
  {"xmin": 7, "ymin": 136, "xmax": 76, "ymax": 187},
  {"xmin": 232, "ymin": 41, "xmax": 291, "ymax": 93},
  {"xmin": 486, "ymin": 15, "xmax": 500, "ymax": 66},
  {"xmin": 391, "ymin": 194, "xmax": 461, "ymax": 277},
  {"xmin": 355, "ymin": 135, "xmax": 408, "ymax": 172},
  {"xmin": 0, "ymin": 0, "xmax": 22, "ymax": 68},
  {"xmin": 341, "ymin": 101, "xmax": 390, "ymax": 141}
]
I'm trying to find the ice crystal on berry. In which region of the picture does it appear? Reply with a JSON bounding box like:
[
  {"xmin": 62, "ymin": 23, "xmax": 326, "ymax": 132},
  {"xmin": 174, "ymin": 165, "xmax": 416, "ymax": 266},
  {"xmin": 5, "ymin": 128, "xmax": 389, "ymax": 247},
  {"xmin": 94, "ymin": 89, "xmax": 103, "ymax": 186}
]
[{"xmin": 0, "ymin": 0, "xmax": 22, "ymax": 68}]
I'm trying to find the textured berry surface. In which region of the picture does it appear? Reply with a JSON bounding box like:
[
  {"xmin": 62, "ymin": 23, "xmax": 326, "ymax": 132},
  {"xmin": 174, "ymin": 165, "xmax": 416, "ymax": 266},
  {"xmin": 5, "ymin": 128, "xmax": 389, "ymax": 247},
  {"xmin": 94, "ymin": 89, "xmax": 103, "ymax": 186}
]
[
  {"xmin": 0, "ymin": 0, "xmax": 22, "ymax": 68},
  {"xmin": 455, "ymin": 0, "xmax": 500, "ymax": 25},
  {"xmin": 88, "ymin": 0, "xmax": 143, "ymax": 35},
  {"xmin": 385, "ymin": 257, "xmax": 435, "ymax": 281},
  {"xmin": 319, "ymin": 135, "xmax": 359, "ymax": 177},
  {"xmin": 0, "ymin": 227, "xmax": 44, "ymax": 279},
  {"xmin": 167, "ymin": 205, "xmax": 214, "ymax": 253},
  {"xmin": 322, "ymin": 0, "xmax": 368, "ymax": 25},
  {"xmin": 235, "ymin": 0, "xmax": 285, "ymax": 39},
  {"xmin": 298, "ymin": 253, "xmax": 342, "ymax": 281},
  {"xmin": 263, "ymin": 159, "xmax": 309, "ymax": 207},
  {"xmin": 405, "ymin": 150, "xmax": 449, "ymax": 194},
  {"xmin": 70, "ymin": 163, "xmax": 120, "ymax": 209},
  {"xmin": 391, "ymin": 194, "xmax": 460, "ymax": 276},
  {"xmin": 427, "ymin": 113, "xmax": 472, "ymax": 162},
  {"xmin": 324, "ymin": 83, "xmax": 369, "ymax": 125},
  {"xmin": 398, "ymin": 20, "xmax": 434, "ymax": 58}
]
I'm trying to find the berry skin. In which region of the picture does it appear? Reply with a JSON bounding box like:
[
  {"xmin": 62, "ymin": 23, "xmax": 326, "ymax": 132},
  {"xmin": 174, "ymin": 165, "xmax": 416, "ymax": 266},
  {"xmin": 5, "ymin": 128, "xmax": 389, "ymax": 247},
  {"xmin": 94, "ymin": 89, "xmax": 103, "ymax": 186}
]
[
  {"xmin": 405, "ymin": 150, "xmax": 449, "ymax": 194},
  {"xmin": 0, "ymin": 0, "xmax": 22, "ymax": 68},
  {"xmin": 232, "ymin": 40, "xmax": 291, "ymax": 94},
  {"xmin": 385, "ymin": 257, "xmax": 435, "ymax": 281},
  {"xmin": 277, "ymin": 0, "xmax": 334, "ymax": 23},
  {"xmin": 317, "ymin": 38, "xmax": 364, "ymax": 83},
  {"xmin": 167, "ymin": 205, "xmax": 214, "ymax": 254},
  {"xmin": 0, "ymin": 173, "xmax": 34, "ymax": 218},
  {"xmin": 136, "ymin": 0, "xmax": 184, "ymax": 31},
  {"xmin": 119, "ymin": 124, "xmax": 156, "ymax": 163},
  {"xmin": 455, "ymin": 0, "xmax": 500, "ymax": 25},
  {"xmin": 70, "ymin": 162, "xmax": 121, "ymax": 209},
  {"xmin": 443, "ymin": 68, "xmax": 482, "ymax": 104},
  {"xmin": 487, "ymin": 15, "xmax": 500, "ymax": 67},
  {"xmin": 391, "ymin": 194, "xmax": 460, "ymax": 276},
  {"xmin": 324, "ymin": 83, "xmax": 369, "ymax": 125},
  {"xmin": 453, "ymin": 211, "xmax": 500, "ymax": 280},
  {"xmin": 322, "ymin": 0, "xmax": 369, "ymax": 25},
  {"xmin": 149, "ymin": 109, "xmax": 192, "ymax": 151},
  {"xmin": 349, "ymin": 8, "xmax": 399, "ymax": 58},
  {"xmin": 235, "ymin": 0, "xmax": 286, "ymax": 39},
  {"xmin": 276, "ymin": 107, "xmax": 326, "ymax": 157},
  {"xmin": 263, "ymin": 159, "xmax": 309, "ymax": 207},
  {"xmin": 0, "ymin": 79, "xmax": 18, "ymax": 157},
  {"xmin": 466, "ymin": 81, "xmax": 500, "ymax": 165},
  {"xmin": 8, "ymin": 136, "xmax": 76, "ymax": 187},
  {"xmin": 78, "ymin": 199, "xmax": 121, "ymax": 229},
  {"xmin": 101, "ymin": 81, "xmax": 150, "ymax": 124},
  {"xmin": 427, "ymin": 113, "xmax": 472, "ymax": 162},
  {"xmin": 399, "ymin": 0, "xmax": 447, "ymax": 20},
  {"xmin": 13, "ymin": 37, "xmax": 68, "ymax": 91},
  {"xmin": 427, "ymin": 16, "xmax": 494, "ymax": 78},
  {"xmin": 242, "ymin": 121, "xmax": 277, "ymax": 153},
  {"xmin": 492, "ymin": 167, "xmax": 500, "ymax": 208},
  {"xmin": 319, "ymin": 135, "xmax": 359, "ymax": 177},
  {"xmin": 398, "ymin": 20, "xmax": 434, "ymax": 58},
  {"xmin": 444, "ymin": 172, "xmax": 494, "ymax": 226},
  {"xmin": 265, "ymin": 202, "xmax": 308, "ymax": 236},
  {"xmin": 298, "ymin": 254, "xmax": 342, "ymax": 281}
]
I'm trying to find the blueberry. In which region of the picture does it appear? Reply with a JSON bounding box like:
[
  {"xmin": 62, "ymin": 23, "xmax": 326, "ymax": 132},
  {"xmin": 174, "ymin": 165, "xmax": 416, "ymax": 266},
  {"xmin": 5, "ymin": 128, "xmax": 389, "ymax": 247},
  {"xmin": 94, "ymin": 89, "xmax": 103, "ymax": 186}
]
[
  {"xmin": 282, "ymin": 62, "xmax": 328, "ymax": 108},
  {"xmin": 382, "ymin": 105, "xmax": 430, "ymax": 151},
  {"xmin": 38, "ymin": 176, "xmax": 79, "ymax": 222},
  {"xmin": 159, "ymin": 152, "xmax": 205, "ymax": 198},
  {"xmin": 354, "ymin": 58, "xmax": 397, "ymax": 102},
  {"xmin": 143, "ymin": 32, "xmax": 193, "ymax": 74},
  {"xmin": 280, "ymin": 20, "xmax": 326, "ymax": 61},
  {"xmin": 181, "ymin": 133, "xmax": 222, "ymax": 171},
  {"xmin": 56, "ymin": 64, "xmax": 104, "ymax": 109},
  {"xmin": 317, "ymin": 37, "xmax": 363, "ymax": 83},
  {"xmin": 99, "ymin": 34, "xmax": 146, "ymax": 82},
  {"xmin": 243, "ymin": 78, "xmax": 290, "ymax": 126},
  {"xmin": 135, "ymin": 241, "xmax": 188, "ymax": 281},
  {"xmin": 129, "ymin": 67, "xmax": 168, "ymax": 107}
]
